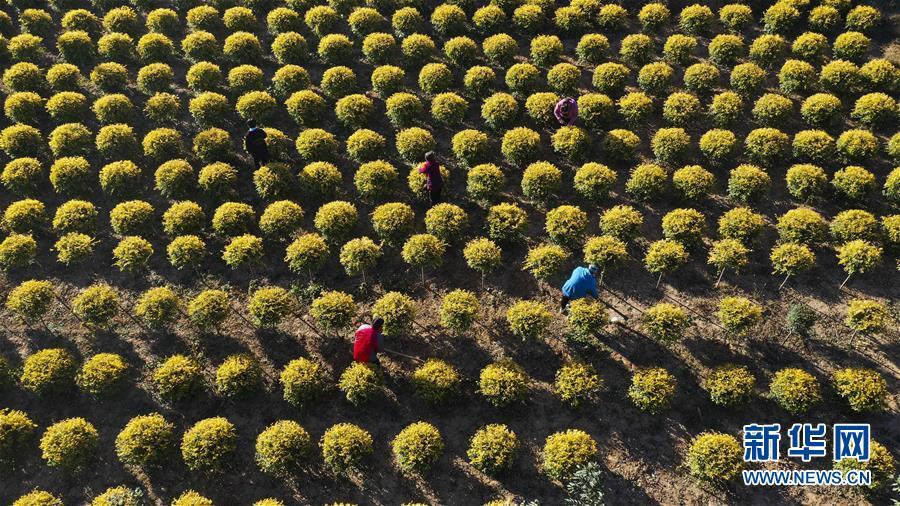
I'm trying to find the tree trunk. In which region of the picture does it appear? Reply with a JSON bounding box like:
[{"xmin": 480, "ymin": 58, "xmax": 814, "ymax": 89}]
[
  {"xmin": 839, "ymin": 272, "xmax": 852, "ymax": 290},
  {"xmin": 599, "ymin": 268, "xmax": 605, "ymax": 287},
  {"xmin": 480, "ymin": 272, "xmax": 485, "ymax": 290},
  {"xmin": 715, "ymin": 267, "xmax": 726, "ymax": 287},
  {"xmin": 421, "ymin": 267, "xmax": 426, "ymax": 285},
  {"xmin": 361, "ymin": 270, "xmax": 367, "ymax": 284},
  {"xmin": 655, "ymin": 272, "xmax": 663, "ymax": 289},
  {"xmin": 780, "ymin": 329, "xmax": 794, "ymax": 346},
  {"xmin": 778, "ymin": 273, "xmax": 790, "ymax": 290}
]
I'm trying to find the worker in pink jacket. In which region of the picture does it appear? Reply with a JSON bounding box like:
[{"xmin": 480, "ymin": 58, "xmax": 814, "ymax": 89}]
[{"xmin": 554, "ymin": 97, "xmax": 579, "ymax": 126}]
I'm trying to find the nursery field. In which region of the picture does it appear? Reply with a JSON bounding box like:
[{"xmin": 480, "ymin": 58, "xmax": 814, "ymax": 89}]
[{"xmin": 0, "ymin": 0, "xmax": 897, "ymax": 504}]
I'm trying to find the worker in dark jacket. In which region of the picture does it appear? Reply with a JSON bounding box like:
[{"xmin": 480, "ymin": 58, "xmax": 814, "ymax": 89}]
[
  {"xmin": 554, "ymin": 97, "xmax": 579, "ymax": 126},
  {"xmin": 560, "ymin": 264, "xmax": 599, "ymax": 311},
  {"xmin": 418, "ymin": 151, "xmax": 443, "ymax": 206},
  {"xmin": 244, "ymin": 119, "xmax": 269, "ymax": 169},
  {"xmin": 353, "ymin": 318, "xmax": 384, "ymax": 364}
]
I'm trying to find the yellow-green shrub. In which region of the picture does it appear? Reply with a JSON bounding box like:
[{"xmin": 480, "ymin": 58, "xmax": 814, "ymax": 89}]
[
  {"xmin": 40, "ymin": 417, "xmax": 99, "ymax": 470},
  {"xmin": 478, "ymin": 361, "xmax": 528, "ymax": 407},
  {"xmin": 153, "ymin": 355, "xmax": 203, "ymax": 401},
  {"xmin": 181, "ymin": 417, "xmax": 238, "ymax": 473},
  {"xmin": 628, "ymin": 367, "xmax": 676, "ymax": 413},
  {"xmin": 685, "ymin": 432, "xmax": 743, "ymax": 483},
  {"xmin": 542, "ymin": 429, "xmax": 598, "ymax": 481}
]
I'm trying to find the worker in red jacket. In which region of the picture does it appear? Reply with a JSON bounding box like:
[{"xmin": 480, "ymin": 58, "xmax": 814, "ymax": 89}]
[
  {"xmin": 554, "ymin": 97, "xmax": 579, "ymax": 127},
  {"xmin": 417, "ymin": 151, "xmax": 443, "ymax": 206},
  {"xmin": 353, "ymin": 318, "xmax": 384, "ymax": 364}
]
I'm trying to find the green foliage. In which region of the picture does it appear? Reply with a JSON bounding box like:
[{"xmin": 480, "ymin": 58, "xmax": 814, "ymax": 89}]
[
  {"xmin": 0, "ymin": 409, "xmax": 38, "ymax": 466},
  {"xmin": 392, "ymin": 422, "xmax": 444, "ymax": 474},
  {"xmin": 248, "ymin": 287, "xmax": 293, "ymax": 328},
  {"xmin": 6, "ymin": 279, "xmax": 53, "ymax": 322},
  {"xmin": 769, "ymin": 368, "xmax": 821, "ymax": 414},
  {"xmin": 542, "ymin": 429, "xmax": 598, "ymax": 482},
  {"xmin": 832, "ymin": 368, "xmax": 887, "ymax": 413},
  {"xmin": 705, "ymin": 365, "xmax": 755, "ymax": 407},
  {"xmin": 844, "ymin": 298, "xmax": 887, "ymax": 335},
  {"xmin": 673, "ymin": 165, "xmax": 715, "ymax": 201},
  {"xmin": 599, "ymin": 205, "xmax": 643, "ymax": 242},
  {"xmin": 626, "ymin": 163, "xmax": 667, "ymax": 200},
  {"xmin": 662, "ymin": 208, "xmax": 706, "ymax": 246},
  {"xmin": 467, "ymin": 423, "xmax": 518, "ymax": 475},
  {"xmin": 280, "ymin": 357, "xmax": 327, "ymax": 409},
  {"xmin": 320, "ymin": 423, "xmax": 373, "ymax": 473},
  {"xmin": 215, "ymin": 354, "xmax": 262, "ymax": 398},
  {"xmin": 479, "ymin": 361, "xmax": 528, "ymax": 407},
  {"xmin": 519, "ymin": 243, "xmax": 566, "ymax": 281},
  {"xmin": 255, "ymin": 420, "xmax": 311, "ymax": 476},
  {"xmin": 832, "ymin": 165, "xmax": 875, "ymax": 201},
  {"xmin": 77, "ymin": 353, "xmax": 128, "ymax": 396},
  {"xmin": 21, "ymin": 348, "xmax": 75, "ymax": 394},
  {"xmin": 777, "ymin": 208, "xmax": 827, "ymax": 246},
  {"xmin": 685, "ymin": 432, "xmax": 743, "ymax": 483},
  {"xmin": 339, "ymin": 362, "xmax": 381, "ymax": 405},
  {"xmin": 728, "ymin": 164, "xmax": 772, "ymax": 202},
  {"xmin": 153, "ymin": 354, "xmax": 203, "ymax": 401},
  {"xmin": 40, "ymin": 418, "xmax": 99, "ymax": 470},
  {"xmin": 628, "ymin": 368, "xmax": 676, "ymax": 414},
  {"xmin": 412, "ymin": 358, "xmax": 462, "ymax": 405},
  {"xmin": 643, "ymin": 303, "xmax": 690, "ymax": 342},
  {"xmin": 554, "ymin": 362, "xmax": 602, "ymax": 408},
  {"xmin": 181, "ymin": 417, "xmax": 238, "ymax": 473},
  {"xmin": 506, "ymin": 300, "xmax": 552, "ymax": 340}
]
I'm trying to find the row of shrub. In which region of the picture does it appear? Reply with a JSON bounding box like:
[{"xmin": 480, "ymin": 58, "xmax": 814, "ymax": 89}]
[
  {"xmin": 5, "ymin": 333, "xmax": 888, "ymax": 414},
  {"xmin": 4, "ymin": 410, "xmax": 894, "ymax": 501}
]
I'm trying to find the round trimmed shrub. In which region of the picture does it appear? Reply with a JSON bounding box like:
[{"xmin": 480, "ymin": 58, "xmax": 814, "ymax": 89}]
[
  {"xmin": 181, "ymin": 417, "xmax": 238, "ymax": 473},
  {"xmin": 598, "ymin": 205, "xmax": 642, "ymax": 242},
  {"xmin": 187, "ymin": 290, "xmax": 229, "ymax": 330},
  {"xmin": 431, "ymin": 92, "xmax": 468, "ymax": 126},
  {"xmin": 3, "ymin": 198, "xmax": 46, "ymax": 233},
  {"xmin": 820, "ymin": 60, "xmax": 861, "ymax": 95},
  {"xmin": 832, "ymin": 368, "xmax": 887, "ymax": 413},
  {"xmin": 247, "ymin": 286, "xmax": 293, "ymax": 328},
  {"xmin": 395, "ymin": 127, "xmax": 435, "ymax": 163},
  {"xmin": 478, "ymin": 361, "xmax": 528, "ymax": 407},
  {"xmin": 832, "ymin": 165, "xmax": 875, "ymax": 201},
  {"xmin": 672, "ymin": 165, "xmax": 715, "ymax": 201},
  {"xmin": 418, "ymin": 63, "xmax": 452, "ymax": 96},
  {"xmin": 40, "ymin": 418, "xmax": 99, "ymax": 470},
  {"xmin": 392, "ymin": 422, "xmax": 443, "ymax": 474},
  {"xmin": 717, "ymin": 296, "xmax": 763, "ymax": 337},
  {"xmin": 506, "ymin": 300, "xmax": 552, "ymax": 340},
  {"xmin": 791, "ymin": 130, "xmax": 835, "ymax": 164},
  {"xmin": 505, "ymin": 63, "xmax": 541, "ymax": 97},
  {"xmin": 554, "ymin": 362, "xmax": 602, "ymax": 408},
  {"xmin": 2, "ymin": 158, "xmax": 44, "ymax": 195},
  {"xmin": 320, "ymin": 423, "xmax": 373, "ymax": 473},
  {"xmin": 401, "ymin": 33, "xmax": 436, "ymax": 64},
  {"xmin": 48, "ymin": 123, "xmax": 92, "ymax": 158},
  {"xmin": 685, "ymin": 432, "xmax": 743, "ymax": 483},
  {"xmin": 339, "ymin": 362, "xmax": 380, "ymax": 405},
  {"xmin": 481, "ymin": 93, "xmax": 518, "ymax": 130},
  {"xmin": 769, "ymin": 368, "xmax": 821, "ymax": 414},
  {"xmin": 626, "ymin": 163, "xmax": 667, "ymax": 201},
  {"xmin": 72, "ymin": 284, "xmax": 119, "ymax": 328},
  {"xmin": 77, "ymin": 353, "xmax": 127, "ymax": 396},
  {"xmin": 801, "ymin": 93, "xmax": 842, "ymax": 127},
  {"xmin": 542, "ymin": 430, "xmax": 598, "ymax": 481},
  {"xmin": 467, "ymin": 424, "xmax": 518, "ymax": 476},
  {"xmin": 641, "ymin": 302, "xmax": 691, "ymax": 344},
  {"xmin": 0, "ymin": 124, "xmax": 42, "ymax": 158},
  {"xmin": 5, "ymin": 279, "xmax": 53, "ymax": 322},
  {"xmin": 112, "ymin": 236, "xmax": 153, "ymax": 272},
  {"xmin": 628, "ymin": 367, "xmax": 676, "ymax": 413},
  {"xmin": 255, "ymin": 420, "xmax": 311, "ymax": 476},
  {"xmin": 21, "ymin": 348, "xmax": 75, "ymax": 394},
  {"xmin": 215, "ymin": 354, "xmax": 262, "ymax": 398},
  {"xmin": 223, "ymin": 32, "xmax": 263, "ymax": 63},
  {"xmin": 705, "ymin": 365, "xmax": 755, "ymax": 407},
  {"xmin": 0, "ymin": 413, "xmax": 36, "ymax": 468},
  {"xmin": 833, "ymin": 31, "xmax": 869, "ymax": 61},
  {"xmin": 280, "ymin": 357, "xmax": 327, "ymax": 409},
  {"xmin": 521, "ymin": 161, "xmax": 561, "ymax": 203},
  {"xmin": 439, "ymin": 290, "xmax": 479, "ymax": 333}
]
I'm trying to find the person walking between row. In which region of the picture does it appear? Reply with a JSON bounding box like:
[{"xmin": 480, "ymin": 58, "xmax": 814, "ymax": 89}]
[
  {"xmin": 560, "ymin": 264, "xmax": 600, "ymax": 312},
  {"xmin": 418, "ymin": 151, "xmax": 443, "ymax": 206},
  {"xmin": 353, "ymin": 318, "xmax": 384, "ymax": 364},
  {"xmin": 554, "ymin": 97, "xmax": 579, "ymax": 127},
  {"xmin": 244, "ymin": 119, "xmax": 269, "ymax": 169}
]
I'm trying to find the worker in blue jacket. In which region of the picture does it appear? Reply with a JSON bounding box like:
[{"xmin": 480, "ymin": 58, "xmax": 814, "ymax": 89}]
[{"xmin": 561, "ymin": 264, "xmax": 600, "ymax": 311}]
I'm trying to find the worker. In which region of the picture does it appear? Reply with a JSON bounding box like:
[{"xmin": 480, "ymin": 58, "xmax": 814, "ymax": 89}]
[
  {"xmin": 418, "ymin": 151, "xmax": 443, "ymax": 206},
  {"xmin": 244, "ymin": 119, "xmax": 269, "ymax": 169},
  {"xmin": 353, "ymin": 318, "xmax": 384, "ymax": 364},
  {"xmin": 554, "ymin": 97, "xmax": 578, "ymax": 127},
  {"xmin": 560, "ymin": 264, "xmax": 599, "ymax": 311}
]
